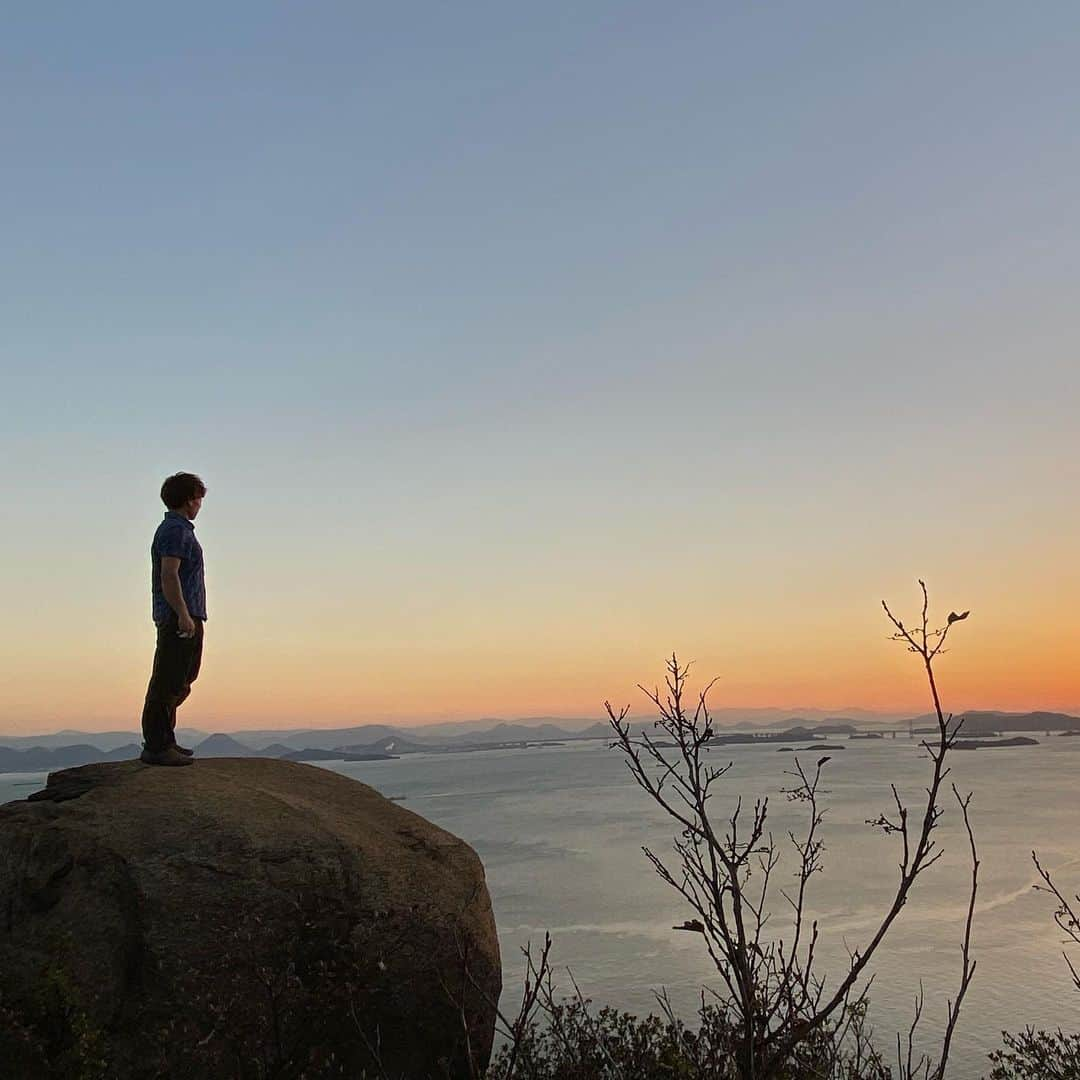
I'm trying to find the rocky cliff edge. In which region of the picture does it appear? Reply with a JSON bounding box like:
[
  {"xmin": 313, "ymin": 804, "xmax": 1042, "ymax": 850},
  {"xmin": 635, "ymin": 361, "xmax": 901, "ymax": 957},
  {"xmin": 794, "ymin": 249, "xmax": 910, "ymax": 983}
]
[{"xmin": 0, "ymin": 758, "xmax": 501, "ymax": 1079}]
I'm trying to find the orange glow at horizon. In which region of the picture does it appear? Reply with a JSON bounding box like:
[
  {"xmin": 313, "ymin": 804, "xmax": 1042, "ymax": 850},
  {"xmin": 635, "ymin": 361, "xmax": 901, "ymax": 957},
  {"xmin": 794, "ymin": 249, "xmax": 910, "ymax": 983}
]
[{"xmin": 3, "ymin": 590, "xmax": 1078, "ymax": 734}]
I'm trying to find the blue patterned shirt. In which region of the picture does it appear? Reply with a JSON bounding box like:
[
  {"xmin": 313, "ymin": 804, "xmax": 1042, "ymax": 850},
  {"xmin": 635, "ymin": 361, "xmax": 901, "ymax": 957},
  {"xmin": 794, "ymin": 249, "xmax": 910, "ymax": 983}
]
[{"xmin": 150, "ymin": 511, "xmax": 207, "ymax": 624}]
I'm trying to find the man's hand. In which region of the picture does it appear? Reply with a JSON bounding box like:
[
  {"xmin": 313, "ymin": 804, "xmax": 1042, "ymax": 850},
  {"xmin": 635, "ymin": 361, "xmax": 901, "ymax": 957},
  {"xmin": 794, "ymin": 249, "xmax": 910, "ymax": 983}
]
[{"xmin": 177, "ymin": 612, "xmax": 196, "ymax": 637}]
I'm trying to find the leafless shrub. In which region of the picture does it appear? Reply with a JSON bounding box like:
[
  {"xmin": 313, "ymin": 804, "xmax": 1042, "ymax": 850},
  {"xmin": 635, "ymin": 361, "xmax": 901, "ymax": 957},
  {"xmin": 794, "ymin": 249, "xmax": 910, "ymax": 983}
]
[{"xmin": 593, "ymin": 581, "xmax": 979, "ymax": 1080}]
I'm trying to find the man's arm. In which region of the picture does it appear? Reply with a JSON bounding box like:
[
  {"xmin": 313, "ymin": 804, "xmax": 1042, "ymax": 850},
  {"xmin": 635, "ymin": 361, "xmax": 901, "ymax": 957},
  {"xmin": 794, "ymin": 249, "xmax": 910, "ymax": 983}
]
[{"xmin": 160, "ymin": 556, "xmax": 196, "ymax": 635}]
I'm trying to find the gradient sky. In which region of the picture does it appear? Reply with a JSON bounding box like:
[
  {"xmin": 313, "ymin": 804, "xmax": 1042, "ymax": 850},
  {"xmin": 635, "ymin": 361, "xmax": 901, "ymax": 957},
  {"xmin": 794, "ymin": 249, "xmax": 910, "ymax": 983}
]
[{"xmin": 3, "ymin": 3, "xmax": 1079, "ymax": 733}]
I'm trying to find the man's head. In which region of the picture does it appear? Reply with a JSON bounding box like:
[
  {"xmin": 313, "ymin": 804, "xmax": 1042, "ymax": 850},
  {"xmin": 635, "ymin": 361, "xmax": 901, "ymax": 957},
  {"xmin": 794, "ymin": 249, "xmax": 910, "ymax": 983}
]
[{"xmin": 160, "ymin": 472, "xmax": 207, "ymax": 520}]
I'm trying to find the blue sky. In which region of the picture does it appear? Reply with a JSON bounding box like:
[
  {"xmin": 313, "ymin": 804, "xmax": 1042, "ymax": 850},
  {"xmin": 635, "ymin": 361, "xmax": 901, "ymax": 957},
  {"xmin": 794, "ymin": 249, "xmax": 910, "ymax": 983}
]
[{"xmin": 3, "ymin": 3, "xmax": 1079, "ymax": 730}]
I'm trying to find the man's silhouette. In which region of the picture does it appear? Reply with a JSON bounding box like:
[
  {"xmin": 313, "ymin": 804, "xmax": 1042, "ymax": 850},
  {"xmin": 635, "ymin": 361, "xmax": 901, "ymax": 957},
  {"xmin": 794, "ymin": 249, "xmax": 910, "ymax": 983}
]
[{"xmin": 140, "ymin": 472, "xmax": 207, "ymax": 767}]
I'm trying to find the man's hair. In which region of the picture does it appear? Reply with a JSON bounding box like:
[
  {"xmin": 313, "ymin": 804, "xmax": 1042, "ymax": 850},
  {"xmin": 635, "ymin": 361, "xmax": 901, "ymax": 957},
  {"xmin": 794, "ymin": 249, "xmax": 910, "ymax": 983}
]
[{"xmin": 160, "ymin": 472, "xmax": 207, "ymax": 510}]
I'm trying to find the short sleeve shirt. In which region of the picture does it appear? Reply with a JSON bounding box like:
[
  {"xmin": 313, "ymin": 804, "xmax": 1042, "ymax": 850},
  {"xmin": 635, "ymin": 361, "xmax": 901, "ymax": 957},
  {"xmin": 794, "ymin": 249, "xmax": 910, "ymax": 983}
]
[{"xmin": 151, "ymin": 511, "xmax": 207, "ymax": 624}]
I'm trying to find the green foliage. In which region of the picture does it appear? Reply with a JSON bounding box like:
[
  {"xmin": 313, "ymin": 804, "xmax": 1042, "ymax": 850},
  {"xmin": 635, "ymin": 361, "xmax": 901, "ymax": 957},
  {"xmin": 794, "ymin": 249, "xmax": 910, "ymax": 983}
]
[
  {"xmin": 487, "ymin": 1000, "xmax": 708, "ymax": 1080},
  {"xmin": 988, "ymin": 1027, "xmax": 1080, "ymax": 1079},
  {"xmin": 485, "ymin": 994, "xmax": 892, "ymax": 1080}
]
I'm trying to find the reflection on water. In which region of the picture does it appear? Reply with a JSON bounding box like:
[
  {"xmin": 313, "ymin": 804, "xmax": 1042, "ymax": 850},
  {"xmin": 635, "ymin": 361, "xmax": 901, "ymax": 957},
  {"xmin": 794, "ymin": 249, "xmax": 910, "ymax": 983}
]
[
  {"xmin": 328, "ymin": 737, "xmax": 1080, "ymax": 1080},
  {"xmin": 5, "ymin": 738, "xmax": 1079, "ymax": 1077}
]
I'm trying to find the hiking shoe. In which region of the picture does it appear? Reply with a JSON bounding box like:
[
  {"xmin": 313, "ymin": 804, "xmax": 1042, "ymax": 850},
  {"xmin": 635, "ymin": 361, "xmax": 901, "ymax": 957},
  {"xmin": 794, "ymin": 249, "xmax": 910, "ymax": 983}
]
[
  {"xmin": 171, "ymin": 743, "xmax": 195, "ymax": 757},
  {"xmin": 140, "ymin": 747, "xmax": 194, "ymax": 767}
]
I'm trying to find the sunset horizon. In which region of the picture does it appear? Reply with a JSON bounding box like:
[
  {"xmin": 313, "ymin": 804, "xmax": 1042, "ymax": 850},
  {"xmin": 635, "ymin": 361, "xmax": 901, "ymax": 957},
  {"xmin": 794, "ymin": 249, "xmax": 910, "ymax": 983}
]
[
  {"xmin": 6, "ymin": 5, "xmax": 1079, "ymax": 745},
  {"xmin": 3, "ymin": 6, "xmax": 1079, "ymax": 1074}
]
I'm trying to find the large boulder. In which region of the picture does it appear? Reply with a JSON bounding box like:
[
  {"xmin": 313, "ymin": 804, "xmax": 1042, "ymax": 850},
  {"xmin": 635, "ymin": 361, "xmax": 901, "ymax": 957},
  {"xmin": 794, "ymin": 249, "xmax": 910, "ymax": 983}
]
[{"xmin": 0, "ymin": 758, "xmax": 501, "ymax": 1079}]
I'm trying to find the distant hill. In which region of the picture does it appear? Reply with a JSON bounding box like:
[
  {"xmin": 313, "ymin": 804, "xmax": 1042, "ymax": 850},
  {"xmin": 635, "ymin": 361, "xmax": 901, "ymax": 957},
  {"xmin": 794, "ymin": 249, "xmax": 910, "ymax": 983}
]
[
  {"xmin": 671, "ymin": 707, "xmax": 916, "ymax": 729},
  {"xmin": 194, "ymin": 734, "xmax": 260, "ymax": 757},
  {"xmin": 0, "ymin": 728, "xmax": 214, "ymax": 752},
  {"xmin": 0, "ymin": 710, "xmax": 919, "ymax": 755},
  {"xmin": 439, "ymin": 722, "xmax": 579, "ymax": 746},
  {"xmin": 258, "ymin": 743, "xmax": 295, "ymax": 758},
  {"xmin": 412, "ymin": 716, "xmax": 601, "ymax": 738},
  {"xmin": 578, "ymin": 719, "xmax": 856, "ymax": 740},
  {"xmin": 281, "ymin": 748, "xmax": 342, "ymax": 761},
  {"xmin": 339, "ymin": 735, "xmax": 432, "ymax": 756},
  {"xmin": 0, "ymin": 743, "xmax": 141, "ymax": 772},
  {"xmin": 580, "ymin": 719, "xmax": 674, "ymax": 739},
  {"xmin": 6, "ymin": 709, "xmax": 1079, "ymax": 775},
  {"xmin": 954, "ymin": 736, "xmax": 1040, "ymax": 750},
  {"xmin": 282, "ymin": 747, "xmax": 397, "ymax": 762},
  {"xmin": 963, "ymin": 710, "xmax": 1080, "ymax": 733},
  {"xmin": 711, "ymin": 727, "xmax": 834, "ymax": 746},
  {"xmin": 0, "ymin": 731, "xmax": 142, "ymax": 752},
  {"xmin": 910, "ymin": 711, "xmax": 1080, "ymax": 736},
  {"xmin": 244, "ymin": 725, "xmax": 426, "ymax": 752}
]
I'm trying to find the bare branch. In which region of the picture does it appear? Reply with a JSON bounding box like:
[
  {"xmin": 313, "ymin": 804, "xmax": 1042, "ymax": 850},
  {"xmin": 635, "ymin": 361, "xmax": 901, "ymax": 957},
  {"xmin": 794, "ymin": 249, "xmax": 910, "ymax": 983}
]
[
  {"xmin": 1032, "ymin": 851, "xmax": 1080, "ymax": 994},
  {"xmin": 601, "ymin": 583, "xmax": 976, "ymax": 1079}
]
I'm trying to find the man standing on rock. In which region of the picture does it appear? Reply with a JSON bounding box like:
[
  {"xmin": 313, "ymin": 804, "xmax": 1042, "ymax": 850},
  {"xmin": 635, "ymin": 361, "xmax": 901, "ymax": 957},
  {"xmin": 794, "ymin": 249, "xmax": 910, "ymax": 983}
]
[{"xmin": 140, "ymin": 472, "xmax": 207, "ymax": 767}]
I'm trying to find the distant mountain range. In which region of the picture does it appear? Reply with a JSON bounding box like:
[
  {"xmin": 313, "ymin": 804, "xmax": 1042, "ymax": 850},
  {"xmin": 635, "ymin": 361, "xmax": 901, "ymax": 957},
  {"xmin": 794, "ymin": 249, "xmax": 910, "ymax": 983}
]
[
  {"xmin": 912, "ymin": 710, "xmax": 1080, "ymax": 736},
  {"xmin": 0, "ymin": 709, "xmax": 917, "ymax": 753},
  {"xmin": 3, "ymin": 710, "xmax": 1079, "ymax": 774},
  {"xmin": 0, "ymin": 742, "xmax": 144, "ymax": 773}
]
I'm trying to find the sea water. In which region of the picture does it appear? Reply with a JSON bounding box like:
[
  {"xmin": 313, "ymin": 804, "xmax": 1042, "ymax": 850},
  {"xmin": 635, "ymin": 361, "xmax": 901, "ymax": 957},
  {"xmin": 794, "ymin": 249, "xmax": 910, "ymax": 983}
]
[
  {"xmin": 5, "ymin": 737, "xmax": 1079, "ymax": 1077},
  {"xmin": 328, "ymin": 737, "xmax": 1080, "ymax": 1079}
]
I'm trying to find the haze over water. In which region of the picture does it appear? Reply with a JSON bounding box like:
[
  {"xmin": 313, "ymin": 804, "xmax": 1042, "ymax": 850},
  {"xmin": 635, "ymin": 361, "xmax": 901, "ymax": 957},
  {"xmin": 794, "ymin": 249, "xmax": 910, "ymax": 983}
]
[{"xmin": 336, "ymin": 737, "xmax": 1080, "ymax": 1079}]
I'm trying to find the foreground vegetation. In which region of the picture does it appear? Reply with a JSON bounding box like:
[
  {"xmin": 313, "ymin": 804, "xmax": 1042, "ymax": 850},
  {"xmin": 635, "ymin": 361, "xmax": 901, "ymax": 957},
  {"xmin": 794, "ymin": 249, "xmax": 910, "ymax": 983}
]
[{"xmin": 481, "ymin": 585, "xmax": 1078, "ymax": 1080}]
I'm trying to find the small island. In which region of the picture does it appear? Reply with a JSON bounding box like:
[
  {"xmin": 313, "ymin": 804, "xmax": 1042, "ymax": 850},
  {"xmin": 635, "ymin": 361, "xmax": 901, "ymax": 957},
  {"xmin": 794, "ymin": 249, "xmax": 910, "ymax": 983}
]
[{"xmin": 952, "ymin": 737, "xmax": 1039, "ymax": 750}]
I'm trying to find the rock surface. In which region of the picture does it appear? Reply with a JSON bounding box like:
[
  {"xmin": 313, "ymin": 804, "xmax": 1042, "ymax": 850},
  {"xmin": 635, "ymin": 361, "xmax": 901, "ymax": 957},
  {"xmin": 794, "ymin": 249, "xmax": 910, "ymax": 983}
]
[{"xmin": 0, "ymin": 758, "xmax": 500, "ymax": 1079}]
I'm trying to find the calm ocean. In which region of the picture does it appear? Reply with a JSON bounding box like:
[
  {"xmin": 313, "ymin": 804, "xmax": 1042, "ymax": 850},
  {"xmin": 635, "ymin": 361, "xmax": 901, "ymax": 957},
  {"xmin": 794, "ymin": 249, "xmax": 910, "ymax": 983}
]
[{"xmin": 4, "ymin": 736, "xmax": 1078, "ymax": 1078}]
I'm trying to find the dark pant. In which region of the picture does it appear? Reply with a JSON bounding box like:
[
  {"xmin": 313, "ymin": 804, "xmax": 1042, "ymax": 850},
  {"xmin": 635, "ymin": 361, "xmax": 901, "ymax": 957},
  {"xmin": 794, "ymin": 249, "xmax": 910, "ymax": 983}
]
[{"xmin": 141, "ymin": 616, "xmax": 204, "ymax": 752}]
